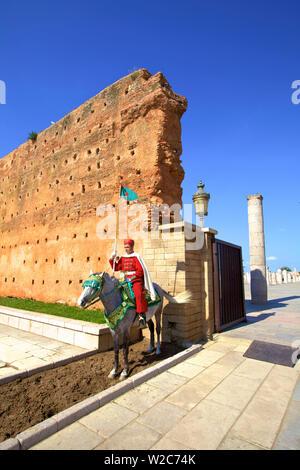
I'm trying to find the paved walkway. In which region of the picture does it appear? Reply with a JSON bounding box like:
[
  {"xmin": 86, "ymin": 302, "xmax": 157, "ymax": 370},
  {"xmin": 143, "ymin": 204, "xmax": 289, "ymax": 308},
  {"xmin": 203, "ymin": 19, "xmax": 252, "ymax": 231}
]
[
  {"xmin": 0, "ymin": 323, "xmax": 88, "ymax": 381},
  {"xmin": 29, "ymin": 283, "xmax": 300, "ymax": 451},
  {"xmin": 221, "ymin": 283, "xmax": 300, "ymax": 347}
]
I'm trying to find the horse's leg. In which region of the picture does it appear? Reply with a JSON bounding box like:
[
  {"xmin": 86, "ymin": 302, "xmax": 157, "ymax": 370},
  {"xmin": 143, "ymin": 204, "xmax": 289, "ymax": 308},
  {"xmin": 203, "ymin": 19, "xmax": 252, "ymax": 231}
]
[
  {"xmin": 108, "ymin": 332, "xmax": 119, "ymax": 378},
  {"xmin": 155, "ymin": 305, "xmax": 162, "ymax": 355},
  {"xmin": 146, "ymin": 318, "xmax": 155, "ymax": 353},
  {"xmin": 120, "ymin": 329, "xmax": 129, "ymax": 379}
]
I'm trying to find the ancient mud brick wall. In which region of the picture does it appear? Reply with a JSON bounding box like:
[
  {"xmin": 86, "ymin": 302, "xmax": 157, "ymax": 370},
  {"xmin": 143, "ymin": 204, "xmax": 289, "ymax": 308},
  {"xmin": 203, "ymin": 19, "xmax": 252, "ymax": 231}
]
[{"xmin": 0, "ymin": 69, "xmax": 187, "ymax": 305}]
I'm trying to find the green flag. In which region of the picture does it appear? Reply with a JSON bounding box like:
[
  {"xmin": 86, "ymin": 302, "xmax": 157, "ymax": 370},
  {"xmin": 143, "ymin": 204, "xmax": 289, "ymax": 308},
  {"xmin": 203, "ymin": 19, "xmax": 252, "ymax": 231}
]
[{"xmin": 120, "ymin": 185, "xmax": 138, "ymax": 201}]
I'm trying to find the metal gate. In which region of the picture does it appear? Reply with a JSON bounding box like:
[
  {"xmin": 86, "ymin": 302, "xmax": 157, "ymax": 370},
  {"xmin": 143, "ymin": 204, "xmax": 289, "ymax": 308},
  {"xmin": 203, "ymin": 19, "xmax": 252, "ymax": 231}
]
[{"xmin": 212, "ymin": 238, "xmax": 246, "ymax": 332}]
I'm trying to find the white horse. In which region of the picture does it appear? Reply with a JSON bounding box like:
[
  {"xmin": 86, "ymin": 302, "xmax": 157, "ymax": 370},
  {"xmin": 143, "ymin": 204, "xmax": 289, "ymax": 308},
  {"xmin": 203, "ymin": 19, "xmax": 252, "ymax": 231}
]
[{"xmin": 78, "ymin": 271, "xmax": 191, "ymax": 379}]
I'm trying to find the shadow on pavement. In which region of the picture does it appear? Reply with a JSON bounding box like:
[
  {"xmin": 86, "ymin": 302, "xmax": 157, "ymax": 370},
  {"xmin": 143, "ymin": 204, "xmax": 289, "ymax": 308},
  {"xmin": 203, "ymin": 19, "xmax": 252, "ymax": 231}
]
[{"xmin": 245, "ymin": 296, "xmax": 300, "ymax": 314}]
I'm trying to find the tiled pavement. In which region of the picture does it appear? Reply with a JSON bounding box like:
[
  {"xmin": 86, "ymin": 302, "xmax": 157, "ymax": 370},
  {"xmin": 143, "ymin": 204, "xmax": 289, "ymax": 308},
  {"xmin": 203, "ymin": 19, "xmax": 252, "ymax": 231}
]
[
  {"xmin": 30, "ymin": 334, "xmax": 300, "ymax": 450},
  {"xmin": 1, "ymin": 283, "xmax": 300, "ymax": 450},
  {"xmin": 221, "ymin": 283, "xmax": 300, "ymax": 347},
  {"xmin": 0, "ymin": 323, "xmax": 88, "ymax": 381}
]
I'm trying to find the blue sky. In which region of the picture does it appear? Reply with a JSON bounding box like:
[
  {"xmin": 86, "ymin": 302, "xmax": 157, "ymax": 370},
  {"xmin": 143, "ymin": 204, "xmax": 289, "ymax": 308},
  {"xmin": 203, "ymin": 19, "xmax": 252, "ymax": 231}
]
[{"xmin": 0, "ymin": 0, "xmax": 299, "ymax": 271}]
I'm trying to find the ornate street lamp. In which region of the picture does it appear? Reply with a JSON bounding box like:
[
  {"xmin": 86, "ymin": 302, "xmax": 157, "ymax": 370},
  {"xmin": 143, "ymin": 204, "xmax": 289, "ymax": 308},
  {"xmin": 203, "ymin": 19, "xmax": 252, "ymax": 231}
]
[{"xmin": 192, "ymin": 180, "xmax": 210, "ymax": 228}]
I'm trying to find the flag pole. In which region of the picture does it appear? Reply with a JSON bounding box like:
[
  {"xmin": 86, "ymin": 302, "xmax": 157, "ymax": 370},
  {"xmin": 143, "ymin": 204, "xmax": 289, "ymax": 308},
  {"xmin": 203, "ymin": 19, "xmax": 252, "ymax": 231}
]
[{"xmin": 113, "ymin": 186, "xmax": 122, "ymax": 272}]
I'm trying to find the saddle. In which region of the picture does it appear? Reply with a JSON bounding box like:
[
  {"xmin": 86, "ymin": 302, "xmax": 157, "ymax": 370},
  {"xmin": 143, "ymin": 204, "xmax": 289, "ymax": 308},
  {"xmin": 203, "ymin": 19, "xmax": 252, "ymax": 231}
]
[{"xmin": 104, "ymin": 275, "xmax": 161, "ymax": 331}]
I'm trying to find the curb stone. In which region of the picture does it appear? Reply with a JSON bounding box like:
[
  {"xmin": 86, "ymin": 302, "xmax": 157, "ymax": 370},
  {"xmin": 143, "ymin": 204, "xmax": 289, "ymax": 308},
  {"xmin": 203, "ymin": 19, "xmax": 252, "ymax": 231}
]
[
  {"xmin": 0, "ymin": 438, "xmax": 20, "ymax": 450},
  {"xmin": 54, "ymin": 396, "xmax": 101, "ymax": 431},
  {"xmin": 0, "ymin": 343, "xmax": 203, "ymax": 450},
  {"xmin": 0, "ymin": 370, "xmax": 28, "ymax": 386},
  {"xmin": 16, "ymin": 418, "xmax": 58, "ymax": 450}
]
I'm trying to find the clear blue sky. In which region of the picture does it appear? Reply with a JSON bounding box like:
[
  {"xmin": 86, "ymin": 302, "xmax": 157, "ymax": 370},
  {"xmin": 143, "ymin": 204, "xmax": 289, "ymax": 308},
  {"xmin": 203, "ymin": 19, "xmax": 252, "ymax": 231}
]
[{"xmin": 1, "ymin": 0, "xmax": 299, "ymax": 272}]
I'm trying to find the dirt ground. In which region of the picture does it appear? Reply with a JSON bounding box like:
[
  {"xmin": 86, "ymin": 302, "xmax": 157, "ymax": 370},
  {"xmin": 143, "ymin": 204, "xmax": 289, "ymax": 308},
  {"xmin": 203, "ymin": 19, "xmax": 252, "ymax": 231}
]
[{"xmin": 0, "ymin": 339, "xmax": 184, "ymax": 443}]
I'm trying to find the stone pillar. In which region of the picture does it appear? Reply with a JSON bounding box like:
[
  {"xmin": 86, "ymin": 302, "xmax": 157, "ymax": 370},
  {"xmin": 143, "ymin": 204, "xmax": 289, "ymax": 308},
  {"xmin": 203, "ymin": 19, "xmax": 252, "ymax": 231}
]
[
  {"xmin": 276, "ymin": 268, "xmax": 282, "ymax": 284},
  {"xmin": 293, "ymin": 268, "xmax": 297, "ymax": 282},
  {"xmin": 271, "ymin": 272, "xmax": 277, "ymax": 285},
  {"xmin": 283, "ymin": 270, "xmax": 288, "ymax": 283},
  {"xmin": 247, "ymin": 194, "xmax": 267, "ymax": 304}
]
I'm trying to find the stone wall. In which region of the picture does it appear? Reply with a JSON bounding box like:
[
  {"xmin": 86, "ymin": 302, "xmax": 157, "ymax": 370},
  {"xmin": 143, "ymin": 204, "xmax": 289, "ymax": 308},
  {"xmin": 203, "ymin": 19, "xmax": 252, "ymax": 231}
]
[
  {"xmin": 0, "ymin": 69, "xmax": 187, "ymax": 305},
  {"xmin": 142, "ymin": 223, "xmax": 217, "ymax": 345}
]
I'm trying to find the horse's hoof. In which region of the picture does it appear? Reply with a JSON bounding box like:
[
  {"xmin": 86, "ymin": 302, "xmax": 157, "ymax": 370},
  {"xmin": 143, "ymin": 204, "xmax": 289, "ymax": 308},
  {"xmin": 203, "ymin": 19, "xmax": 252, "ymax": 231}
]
[
  {"xmin": 119, "ymin": 370, "xmax": 128, "ymax": 380},
  {"xmin": 108, "ymin": 370, "xmax": 117, "ymax": 379},
  {"xmin": 146, "ymin": 346, "xmax": 154, "ymax": 353},
  {"xmin": 156, "ymin": 348, "xmax": 161, "ymax": 355}
]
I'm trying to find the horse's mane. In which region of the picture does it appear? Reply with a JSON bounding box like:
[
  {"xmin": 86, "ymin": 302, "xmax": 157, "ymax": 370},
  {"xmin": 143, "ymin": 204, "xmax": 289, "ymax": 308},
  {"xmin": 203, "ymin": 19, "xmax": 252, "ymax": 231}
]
[{"xmin": 96, "ymin": 272, "xmax": 119, "ymax": 286}]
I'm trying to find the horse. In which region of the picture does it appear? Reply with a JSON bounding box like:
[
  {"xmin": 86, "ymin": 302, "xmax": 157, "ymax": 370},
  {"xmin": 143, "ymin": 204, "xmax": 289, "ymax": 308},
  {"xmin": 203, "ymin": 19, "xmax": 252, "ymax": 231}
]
[{"xmin": 77, "ymin": 270, "xmax": 191, "ymax": 380}]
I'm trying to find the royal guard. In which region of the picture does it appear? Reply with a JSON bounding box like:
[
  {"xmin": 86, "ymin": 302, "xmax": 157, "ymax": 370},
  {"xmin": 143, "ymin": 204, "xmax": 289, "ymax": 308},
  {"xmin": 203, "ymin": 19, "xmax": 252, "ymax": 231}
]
[{"xmin": 109, "ymin": 239, "xmax": 156, "ymax": 327}]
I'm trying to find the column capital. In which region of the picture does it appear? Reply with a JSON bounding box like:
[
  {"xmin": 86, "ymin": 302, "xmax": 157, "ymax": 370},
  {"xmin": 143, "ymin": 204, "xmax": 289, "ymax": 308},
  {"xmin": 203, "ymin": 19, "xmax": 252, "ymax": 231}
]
[{"xmin": 247, "ymin": 194, "xmax": 263, "ymax": 201}]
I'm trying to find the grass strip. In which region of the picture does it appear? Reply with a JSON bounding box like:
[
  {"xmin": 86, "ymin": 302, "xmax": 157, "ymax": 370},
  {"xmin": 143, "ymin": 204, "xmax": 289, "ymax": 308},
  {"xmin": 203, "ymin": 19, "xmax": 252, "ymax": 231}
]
[{"xmin": 0, "ymin": 296, "xmax": 105, "ymax": 324}]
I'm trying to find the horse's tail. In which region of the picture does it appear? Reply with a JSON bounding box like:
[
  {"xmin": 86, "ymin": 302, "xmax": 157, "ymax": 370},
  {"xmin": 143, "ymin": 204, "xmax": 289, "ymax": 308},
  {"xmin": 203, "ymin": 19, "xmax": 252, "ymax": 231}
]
[{"xmin": 161, "ymin": 289, "xmax": 192, "ymax": 304}]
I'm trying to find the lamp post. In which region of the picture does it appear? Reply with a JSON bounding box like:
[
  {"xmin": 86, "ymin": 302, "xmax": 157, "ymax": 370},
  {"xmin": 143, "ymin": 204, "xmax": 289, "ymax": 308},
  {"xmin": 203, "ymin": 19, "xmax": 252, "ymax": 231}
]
[{"xmin": 192, "ymin": 180, "xmax": 210, "ymax": 228}]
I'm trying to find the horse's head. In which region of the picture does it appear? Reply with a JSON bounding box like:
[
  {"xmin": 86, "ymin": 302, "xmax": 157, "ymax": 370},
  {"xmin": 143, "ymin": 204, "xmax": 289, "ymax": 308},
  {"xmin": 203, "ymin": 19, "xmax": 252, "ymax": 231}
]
[{"xmin": 77, "ymin": 269, "xmax": 105, "ymax": 308}]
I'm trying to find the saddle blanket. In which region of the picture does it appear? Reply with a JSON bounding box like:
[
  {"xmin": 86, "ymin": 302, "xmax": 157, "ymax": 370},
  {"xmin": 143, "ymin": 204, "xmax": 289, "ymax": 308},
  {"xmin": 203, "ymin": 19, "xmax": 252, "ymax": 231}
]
[{"xmin": 104, "ymin": 281, "xmax": 161, "ymax": 331}]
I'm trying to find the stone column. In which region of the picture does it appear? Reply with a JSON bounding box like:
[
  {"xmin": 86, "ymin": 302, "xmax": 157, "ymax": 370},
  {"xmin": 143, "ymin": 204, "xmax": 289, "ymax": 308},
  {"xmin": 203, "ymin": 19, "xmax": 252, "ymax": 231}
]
[
  {"xmin": 276, "ymin": 268, "xmax": 282, "ymax": 284},
  {"xmin": 271, "ymin": 272, "xmax": 277, "ymax": 285},
  {"xmin": 283, "ymin": 270, "xmax": 288, "ymax": 283},
  {"xmin": 293, "ymin": 268, "xmax": 297, "ymax": 282},
  {"xmin": 247, "ymin": 194, "xmax": 267, "ymax": 304}
]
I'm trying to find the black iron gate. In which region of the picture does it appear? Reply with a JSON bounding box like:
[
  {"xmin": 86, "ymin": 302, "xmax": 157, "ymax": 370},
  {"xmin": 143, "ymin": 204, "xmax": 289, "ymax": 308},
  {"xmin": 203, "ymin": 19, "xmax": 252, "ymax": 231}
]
[{"xmin": 212, "ymin": 238, "xmax": 246, "ymax": 332}]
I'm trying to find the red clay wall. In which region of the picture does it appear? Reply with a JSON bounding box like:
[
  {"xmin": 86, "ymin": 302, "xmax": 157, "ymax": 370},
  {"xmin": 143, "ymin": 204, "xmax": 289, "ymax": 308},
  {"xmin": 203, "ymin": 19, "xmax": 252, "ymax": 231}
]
[{"xmin": 0, "ymin": 69, "xmax": 187, "ymax": 306}]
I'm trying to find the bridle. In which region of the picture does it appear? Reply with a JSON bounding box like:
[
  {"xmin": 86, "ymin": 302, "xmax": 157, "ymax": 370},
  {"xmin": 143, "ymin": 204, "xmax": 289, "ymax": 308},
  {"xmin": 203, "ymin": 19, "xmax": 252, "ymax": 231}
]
[{"xmin": 81, "ymin": 273, "xmax": 135, "ymax": 309}]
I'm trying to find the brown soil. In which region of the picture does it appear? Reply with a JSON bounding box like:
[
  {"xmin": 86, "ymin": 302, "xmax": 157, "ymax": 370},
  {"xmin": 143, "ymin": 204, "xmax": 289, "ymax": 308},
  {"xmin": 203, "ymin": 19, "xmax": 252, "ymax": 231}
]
[{"xmin": 0, "ymin": 339, "xmax": 184, "ymax": 443}]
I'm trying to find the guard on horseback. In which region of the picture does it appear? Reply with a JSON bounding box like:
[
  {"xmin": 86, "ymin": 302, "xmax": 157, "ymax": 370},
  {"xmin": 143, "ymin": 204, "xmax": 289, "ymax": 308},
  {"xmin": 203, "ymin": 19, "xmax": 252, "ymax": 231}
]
[{"xmin": 109, "ymin": 239, "xmax": 156, "ymax": 327}]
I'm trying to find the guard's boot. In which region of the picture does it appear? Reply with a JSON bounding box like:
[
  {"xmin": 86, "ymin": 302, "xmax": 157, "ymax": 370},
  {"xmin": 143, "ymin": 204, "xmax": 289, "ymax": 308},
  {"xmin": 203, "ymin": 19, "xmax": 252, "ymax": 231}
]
[{"xmin": 138, "ymin": 313, "xmax": 146, "ymax": 328}]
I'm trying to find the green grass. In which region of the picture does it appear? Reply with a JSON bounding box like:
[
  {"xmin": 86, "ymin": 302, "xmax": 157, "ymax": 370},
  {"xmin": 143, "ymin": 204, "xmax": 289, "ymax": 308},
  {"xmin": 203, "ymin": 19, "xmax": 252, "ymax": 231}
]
[{"xmin": 0, "ymin": 296, "xmax": 106, "ymax": 324}]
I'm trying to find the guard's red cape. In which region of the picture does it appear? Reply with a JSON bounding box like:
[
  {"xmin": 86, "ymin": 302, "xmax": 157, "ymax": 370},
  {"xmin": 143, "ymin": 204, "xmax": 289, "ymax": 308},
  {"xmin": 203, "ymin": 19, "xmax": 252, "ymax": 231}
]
[{"xmin": 109, "ymin": 254, "xmax": 148, "ymax": 313}]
